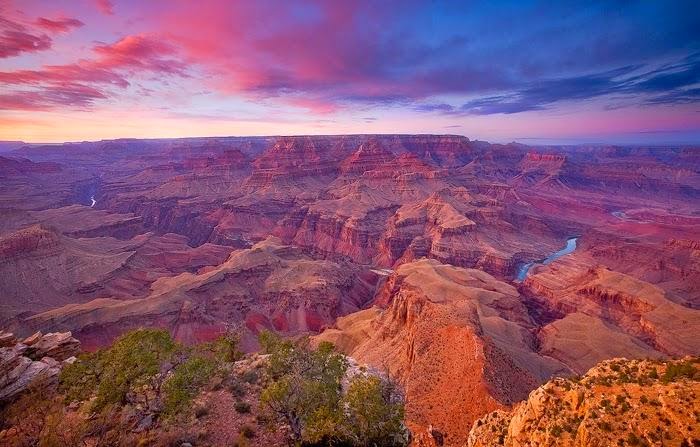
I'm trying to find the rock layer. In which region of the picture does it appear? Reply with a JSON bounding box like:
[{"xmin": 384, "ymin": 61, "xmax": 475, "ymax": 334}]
[{"xmin": 0, "ymin": 331, "xmax": 80, "ymax": 403}]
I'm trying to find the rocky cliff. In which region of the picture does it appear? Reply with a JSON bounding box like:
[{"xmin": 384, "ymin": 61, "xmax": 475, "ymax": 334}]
[
  {"xmin": 468, "ymin": 357, "xmax": 700, "ymax": 447},
  {"xmin": 314, "ymin": 259, "xmax": 570, "ymax": 446},
  {"xmin": 0, "ymin": 330, "xmax": 80, "ymax": 402}
]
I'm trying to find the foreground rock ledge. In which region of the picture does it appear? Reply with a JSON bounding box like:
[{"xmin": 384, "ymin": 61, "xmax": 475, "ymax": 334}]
[
  {"xmin": 0, "ymin": 330, "xmax": 80, "ymax": 403},
  {"xmin": 468, "ymin": 357, "xmax": 700, "ymax": 447}
]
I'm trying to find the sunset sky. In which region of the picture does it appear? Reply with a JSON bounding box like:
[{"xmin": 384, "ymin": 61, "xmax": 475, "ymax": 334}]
[{"xmin": 1, "ymin": 0, "xmax": 699, "ymax": 144}]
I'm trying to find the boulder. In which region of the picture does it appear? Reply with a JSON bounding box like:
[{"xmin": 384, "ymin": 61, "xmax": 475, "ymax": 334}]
[
  {"xmin": 0, "ymin": 331, "xmax": 17, "ymax": 348},
  {"xmin": 25, "ymin": 331, "xmax": 80, "ymax": 361},
  {"xmin": 0, "ymin": 331, "xmax": 80, "ymax": 403},
  {"xmin": 22, "ymin": 331, "xmax": 42, "ymax": 346}
]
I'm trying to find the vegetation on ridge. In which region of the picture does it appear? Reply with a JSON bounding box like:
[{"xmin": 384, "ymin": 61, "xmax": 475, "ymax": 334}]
[
  {"xmin": 0, "ymin": 328, "xmax": 409, "ymax": 447},
  {"xmin": 259, "ymin": 330, "xmax": 408, "ymax": 446}
]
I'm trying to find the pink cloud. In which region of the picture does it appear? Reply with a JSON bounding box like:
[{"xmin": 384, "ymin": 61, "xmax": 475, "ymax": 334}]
[
  {"xmin": 0, "ymin": 64, "xmax": 128, "ymax": 88},
  {"xmin": 0, "ymin": 17, "xmax": 51, "ymax": 58},
  {"xmin": 139, "ymin": 1, "xmax": 488, "ymax": 114},
  {"xmin": 94, "ymin": 0, "xmax": 114, "ymax": 15},
  {"xmin": 35, "ymin": 17, "xmax": 84, "ymax": 33},
  {"xmin": 286, "ymin": 97, "xmax": 339, "ymax": 114},
  {"xmin": 0, "ymin": 84, "xmax": 106, "ymax": 110},
  {"xmin": 0, "ymin": 34, "xmax": 187, "ymax": 110},
  {"xmin": 147, "ymin": 1, "xmax": 408, "ymax": 108},
  {"xmin": 0, "ymin": 0, "xmax": 490, "ymax": 114},
  {"xmin": 93, "ymin": 34, "xmax": 186, "ymax": 75}
]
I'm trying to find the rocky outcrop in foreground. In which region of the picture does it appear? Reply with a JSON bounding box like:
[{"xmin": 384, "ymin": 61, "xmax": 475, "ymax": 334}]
[
  {"xmin": 0, "ymin": 330, "xmax": 80, "ymax": 402},
  {"xmin": 468, "ymin": 357, "xmax": 700, "ymax": 447}
]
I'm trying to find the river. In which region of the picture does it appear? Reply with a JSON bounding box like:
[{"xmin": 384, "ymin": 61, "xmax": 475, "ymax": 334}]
[
  {"xmin": 611, "ymin": 211, "xmax": 626, "ymax": 220},
  {"xmin": 515, "ymin": 237, "xmax": 578, "ymax": 282}
]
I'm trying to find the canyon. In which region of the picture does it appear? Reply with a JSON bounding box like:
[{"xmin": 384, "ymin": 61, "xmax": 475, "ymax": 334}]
[{"xmin": 1, "ymin": 135, "xmax": 699, "ymax": 445}]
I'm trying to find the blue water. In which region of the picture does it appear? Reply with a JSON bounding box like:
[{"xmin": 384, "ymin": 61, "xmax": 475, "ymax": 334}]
[
  {"xmin": 612, "ymin": 211, "xmax": 626, "ymax": 220},
  {"xmin": 515, "ymin": 262, "xmax": 535, "ymax": 282},
  {"xmin": 515, "ymin": 237, "xmax": 578, "ymax": 281}
]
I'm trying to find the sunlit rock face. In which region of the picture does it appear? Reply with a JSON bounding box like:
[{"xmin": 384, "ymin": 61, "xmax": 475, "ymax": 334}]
[
  {"xmin": 1, "ymin": 135, "xmax": 699, "ymax": 446},
  {"xmin": 0, "ymin": 330, "xmax": 80, "ymax": 403},
  {"xmin": 467, "ymin": 357, "xmax": 700, "ymax": 447}
]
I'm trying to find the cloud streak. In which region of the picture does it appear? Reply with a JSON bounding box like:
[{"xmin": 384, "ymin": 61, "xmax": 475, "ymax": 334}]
[
  {"xmin": 129, "ymin": 0, "xmax": 698, "ymax": 114},
  {"xmin": 0, "ymin": 17, "xmax": 51, "ymax": 58},
  {"xmin": 35, "ymin": 17, "xmax": 84, "ymax": 33},
  {"xmin": 420, "ymin": 57, "xmax": 700, "ymax": 116},
  {"xmin": 95, "ymin": 0, "xmax": 115, "ymax": 15},
  {"xmin": 0, "ymin": 34, "xmax": 188, "ymax": 110}
]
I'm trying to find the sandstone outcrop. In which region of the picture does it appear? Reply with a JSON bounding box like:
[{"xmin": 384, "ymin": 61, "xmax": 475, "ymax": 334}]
[
  {"xmin": 0, "ymin": 227, "xmax": 232, "ymax": 322},
  {"xmin": 522, "ymin": 255, "xmax": 700, "ymax": 373},
  {"xmin": 0, "ymin": 330, "xmax": 80, "ymax": 402},
  {"xmin": 468, "ymin": 357, "xmax": 700, "ymax": 447}
]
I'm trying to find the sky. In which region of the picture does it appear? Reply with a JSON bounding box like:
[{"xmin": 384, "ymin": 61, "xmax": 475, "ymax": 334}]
[{"xmin": 0, "ymin": 0, "xmax": 699, "ymax": 144}]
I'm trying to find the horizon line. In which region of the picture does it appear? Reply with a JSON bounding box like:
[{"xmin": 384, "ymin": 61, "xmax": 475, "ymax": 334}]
[{"xmin": 4, "ymin": 132, "xmax": 700, "ymax": 148}]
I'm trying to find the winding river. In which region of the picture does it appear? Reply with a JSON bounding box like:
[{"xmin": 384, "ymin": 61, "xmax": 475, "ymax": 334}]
[{"xmin": 515, "ymin": 237, "xmax": 578, "ymax": 282}]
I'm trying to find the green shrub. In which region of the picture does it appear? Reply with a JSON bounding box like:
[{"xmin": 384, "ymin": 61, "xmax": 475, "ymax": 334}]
[
  {"xmin": 194, "ymin": 401, "xmax": 210, "ymax": 418},
  {"xmin": 234, "ymin": 401, "xmax": 251, "ymax": 414},
  {"xmin": 240, "ymin": 369, "xmax": 259, "ymax": 385},
  {"xmin": 60, "ymin": 351, "xmax": 103, "ymax": 403},
  {"xmin": 259, "ymin": 332, "xmax": 347, "ymax": 444},
  {"xmin": 627, "ymin": 432, "xmax": 641, "ymax": 446},
  {"xmin": 662, "ymin": 361, "xmax": 698, "ymax": 383},
  {"xmin": 599, "ymin": 421, "xmax": 613, "ymax": 432},
  {"xmin": 341, "ymin": 374, "xmax": 408, "ymax": 447},
  {"xmin": 202, "ymin": 333, "xmax": 243, "ymax": 363},
  {"xmin": 229, "ymin": 380, "xmax": 246, "ymax": 398},
  {"xmin": 62, "ymin": 329, "xmax": 177, "ymax": 412},
  {"xmin": 163, "ymin": 356, "xmax": 216, "ymax": 416},
  {"xmin": 258, "ymin": 331, "xmax": 409, "ymax": 446}
]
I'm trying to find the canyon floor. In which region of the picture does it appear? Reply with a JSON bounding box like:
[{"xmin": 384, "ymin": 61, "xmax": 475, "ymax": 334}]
[{"xmin": 1, "ymin": 135, "xmax": 699, "ymax": 445}]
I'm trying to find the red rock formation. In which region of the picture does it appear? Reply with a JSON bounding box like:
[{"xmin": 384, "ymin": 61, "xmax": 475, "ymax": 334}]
[
  {"xmin": 0, "ymin": 330, "xmax": 80, "ymax": 403},
  {"xmin": 0, "ymin": 156, "xmax": 61, "ymax": 175},
  {"xmin": 243, "ymin": 136, "xmax": 347, "ymax": 193},
  {"xmin": 0, "ymin": 226, "xmax": 232, "ymax": 322},
  {"xmin": 521, "ymin": 255, "xmax": 700, "ymax": 373},
  {"xmin": 19, "ymin": 238, "xmax": 381, "ymax": 351},
  {"xmin": 339, "ymin": 139, "xmax": 394, "ymax": 175},
  {"xmin": 315, "ymin": 259, "xmax": 569, "ymax": 446},
  {"xmin": 2, "ymin": 135, "xmax": 699, "ymax": 445},
  {"xmin": 468, "ymin": 357, "xmax": 700, "ymax": 447}
]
